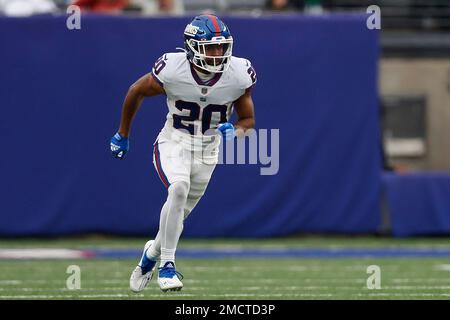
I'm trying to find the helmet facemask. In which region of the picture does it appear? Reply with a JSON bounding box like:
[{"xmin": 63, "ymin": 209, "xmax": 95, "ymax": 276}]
[{"xmin": 186, "ymin": 37, "xmax": 233, "ymax": 73}]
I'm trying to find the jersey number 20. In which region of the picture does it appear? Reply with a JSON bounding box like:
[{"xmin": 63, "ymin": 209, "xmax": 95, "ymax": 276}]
[{"xmin": 173, "ymin": 100, "xmax": 227, "ymax": 135}]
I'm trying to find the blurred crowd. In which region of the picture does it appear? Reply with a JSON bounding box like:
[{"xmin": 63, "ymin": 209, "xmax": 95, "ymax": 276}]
[
  {"xmin": 1, "ymin": 1, "xmax": 447, "ymax": 32},
  {"xmin": 0, "ymin": 0, "xmax": 327, "ymax": 16}
]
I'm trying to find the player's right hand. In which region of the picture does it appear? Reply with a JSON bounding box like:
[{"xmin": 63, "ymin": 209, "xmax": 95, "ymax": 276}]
[{"xmin": 110, "ymin": 132, "xmax": 129, "ymax": 160}]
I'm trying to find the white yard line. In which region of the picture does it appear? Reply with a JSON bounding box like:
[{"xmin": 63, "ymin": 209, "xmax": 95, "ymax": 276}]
[
  {"xmin": 0, "ymin": 249, "xmax": 87, "ymax": 259},
  {"xmin": 0, "ymin": 294, "xmax": 143, "ymax": 299},
  {"xmin": 1, "ymin": 290, "xmax": 449, "ymax": 299},
  {"xmin": 0, "ymin": 287, "xmax": 131, "ymax": 292},
  {"xmin": 0, "ymin": 293, "xmax": 333, "ymax": 299},
  {"xmin": 1, "ymin": 285, "xmax": 449, "ymax": 293},
  {"xmin": 354, "ymin": 293, "xmax": 450, "ymax": 297},
  {"xmin": 434, "ymin": 264, "xmax": 450, "ymax": 271},
  {"xmin": 0, "ymin": 280, "xmax": 23, "ymax": 285},
  {"xmin": 392, "ymin": 278, "xmax": 450, "ymax": 283},
  {"xmin": 383, "ymin": 285, "xmax": 450, "ymax": 290}
]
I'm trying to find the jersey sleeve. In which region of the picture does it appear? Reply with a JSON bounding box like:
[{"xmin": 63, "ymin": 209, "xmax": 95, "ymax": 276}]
[{"xmin": 151, "ymin": 53, "xmax": 170, "ymax": 87}]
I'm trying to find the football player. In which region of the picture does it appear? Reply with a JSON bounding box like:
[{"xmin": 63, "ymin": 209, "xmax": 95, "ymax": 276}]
[{"xmin": 110, "ymin": 15, "xmax": 257, "ymax": 292}]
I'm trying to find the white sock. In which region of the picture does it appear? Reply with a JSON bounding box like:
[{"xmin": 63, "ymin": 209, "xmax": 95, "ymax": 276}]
[
  {"xmin": 160, "ymin": 248, "xmax": 176, "ymax": 267},
  {"xmin": 158, "ymin": 182, "xmax": 188, "ymax": 268},
  {"xmin": 145, "ymin": 249, "xmax": 159, "ymax": 261},
  {"xmin": 146, "ymin": 230, "xmax": 162, "ymax": 260},
  {"xmin": 144, "ymin": 241, "xmax": 159, "ymax": 261}
]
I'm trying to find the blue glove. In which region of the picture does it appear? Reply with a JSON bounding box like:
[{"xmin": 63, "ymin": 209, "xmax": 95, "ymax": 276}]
[
  {"xmin": 216, "ymin": 122, "xmax": 235, "ymax": 141},
  {"xmin": 110, "ymin": 132, "xmax": 129, "ymax": 159}
]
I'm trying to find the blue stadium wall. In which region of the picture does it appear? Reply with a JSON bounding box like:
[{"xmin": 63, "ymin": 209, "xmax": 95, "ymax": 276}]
[{"xmin": 0, "ymin": 14, "xmax": 383, "ymax": 237}]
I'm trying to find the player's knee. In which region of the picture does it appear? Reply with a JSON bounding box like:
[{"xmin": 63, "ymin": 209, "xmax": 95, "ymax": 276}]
[{"xmin": 169, "ymin": 181, "xmax": 189, "ymax": 203}]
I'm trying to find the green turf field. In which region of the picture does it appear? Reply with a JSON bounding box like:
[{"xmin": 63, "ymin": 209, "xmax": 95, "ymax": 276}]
[{"xmin": 0, "ymin": 236, "xmax": 449, "ymax": 300}]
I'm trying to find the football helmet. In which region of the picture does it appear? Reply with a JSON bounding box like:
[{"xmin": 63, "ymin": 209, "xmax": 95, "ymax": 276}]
[{"xmin": 184, "ymin": 15, "xmax": 233, "ymax": 73}]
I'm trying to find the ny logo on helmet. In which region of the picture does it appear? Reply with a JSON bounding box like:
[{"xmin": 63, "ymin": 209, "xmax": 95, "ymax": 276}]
[{"xmin": 184, "ymin": 24, "xmax": 199, "ymax": 36}]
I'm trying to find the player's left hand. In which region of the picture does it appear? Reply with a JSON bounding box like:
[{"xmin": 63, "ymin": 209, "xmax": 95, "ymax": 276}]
[
  {"xmin": 110, "ymin": 132, "xmax": 129, "ymax": 159},
  {"xmin": 216, "ymin": 122, "xmax": 235, "ymax": 141}
]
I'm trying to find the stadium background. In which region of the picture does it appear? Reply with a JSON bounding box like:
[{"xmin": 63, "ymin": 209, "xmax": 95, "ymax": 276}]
[{"xmin": 0, "ymin": 0, "xmax": 449, "ymax": 300}]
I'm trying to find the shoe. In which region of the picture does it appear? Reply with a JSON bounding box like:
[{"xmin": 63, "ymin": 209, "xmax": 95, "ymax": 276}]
[
  {"xmin": 157, "ymin": 261, "xmax": 184, "ymax": 292},
  {"xmin": 129, "ymin": 240, "xmax": 156, "ymax": 293}
]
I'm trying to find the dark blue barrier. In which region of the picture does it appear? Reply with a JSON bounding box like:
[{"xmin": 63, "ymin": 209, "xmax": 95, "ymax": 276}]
[
  {"xmin": 0, "ymin": 14, "xmax": 381, "ymax": 237},
  {"xmin": 383, "ymin": 172, "xmax": 450, "ymax": 237}
]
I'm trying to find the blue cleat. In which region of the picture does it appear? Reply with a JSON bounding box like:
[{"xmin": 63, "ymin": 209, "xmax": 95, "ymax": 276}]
[{"xmin": 158, "ymin": 261, "xmax": 184, "ymax": 292}]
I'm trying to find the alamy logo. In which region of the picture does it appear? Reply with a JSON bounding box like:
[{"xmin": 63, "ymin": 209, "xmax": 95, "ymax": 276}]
[
  {"xmin": 167, "ymin": 128, "xmax": 280, "ymax": 176},
  {"xmin": 66, "ymin": 265, "xmax": 81, "ymax": 290},
  {"xmin": 366, "ymin": 5, "xmax": 381, "ymax": 30},
  {"xmin": 66, "ymin": 5, "xmax": 81, "ymax": 30},
  {"xmin": 218, "ymin": 129, "xmax": 279, "ymax": 176},
  {"xmin": 366, "ymin": 265, "xmax": 381, "ymax": 289}
]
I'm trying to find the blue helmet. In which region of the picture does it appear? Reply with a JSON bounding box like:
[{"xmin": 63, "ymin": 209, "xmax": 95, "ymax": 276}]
[{"xmin": 183, "ymin": 15, "xmax": 233, "ymax": 73}]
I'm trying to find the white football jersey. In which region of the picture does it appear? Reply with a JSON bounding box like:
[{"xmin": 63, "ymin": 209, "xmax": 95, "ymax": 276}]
[{"xmin": 151, "ymin": 52, "xmax": 256, "ymax": 159}]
